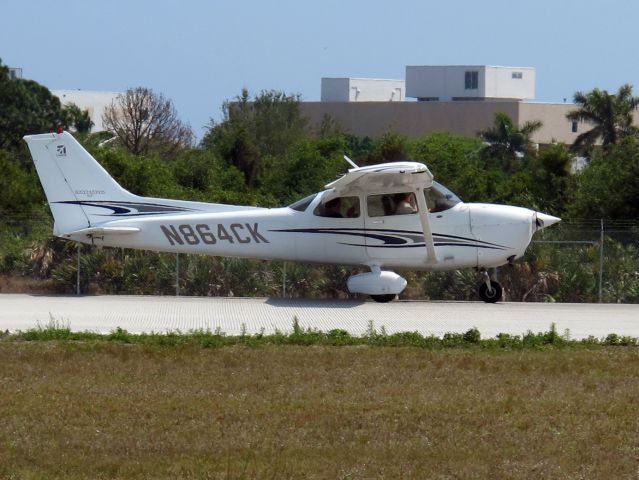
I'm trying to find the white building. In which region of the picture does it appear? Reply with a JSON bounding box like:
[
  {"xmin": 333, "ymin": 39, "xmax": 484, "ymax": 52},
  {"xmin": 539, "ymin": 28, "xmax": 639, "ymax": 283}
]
[
  {"xmin": 321, "ymin": 78, "xmax": 405, "ymax": 102},
  {"xmin": 301, "ymin": 64, "xmax": 593, "ymax": 144},
  {"xmin": 405, "ymin": 65, "xmax": 535, "ymax": 102},
  {"xmin": 8, "ymin": 67, "xmax": 23, "ymax": 80},
  {"xmin": 52, "ymin": 90, "xmax": 122, "ymax": 132}
]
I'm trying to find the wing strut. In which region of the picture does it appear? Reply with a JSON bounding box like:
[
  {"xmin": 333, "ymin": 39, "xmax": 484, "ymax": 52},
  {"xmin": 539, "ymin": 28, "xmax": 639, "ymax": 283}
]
[{"xmin": 415, "ymin": 187, "xmax": 438, "ymax": 265}]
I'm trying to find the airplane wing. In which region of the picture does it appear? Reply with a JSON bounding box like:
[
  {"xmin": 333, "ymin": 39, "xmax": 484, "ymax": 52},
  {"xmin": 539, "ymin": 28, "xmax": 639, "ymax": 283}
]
[
  {"xmin": 326, "ymin": 161, "xmax": 438, "ymax": 264},
  {"xmin": 325, "ymin": 161, "xmax": 433, "ymax": 194}
]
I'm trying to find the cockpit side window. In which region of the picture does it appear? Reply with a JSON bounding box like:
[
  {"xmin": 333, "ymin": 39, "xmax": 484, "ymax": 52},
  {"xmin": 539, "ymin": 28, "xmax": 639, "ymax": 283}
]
[
  {"xmin": 425, "ymin": 182, "xmax": 462, "ymax": 213},
  {"xmin": 313, "ymin": 196, "xmax": 360, "ymax": 218},
  {"xmin": 367, "ymin": 192, "xmax": 418, "ymax": 217}
]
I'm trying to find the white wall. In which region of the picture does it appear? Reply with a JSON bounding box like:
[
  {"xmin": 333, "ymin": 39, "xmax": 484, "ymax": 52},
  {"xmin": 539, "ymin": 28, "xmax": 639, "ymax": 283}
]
[
  {"xmin": 406, "ymin": 65, "xmax": 535, "ymax": 101},
  {"xmin": 321, "ymin": 78, "xmax": 405, "ymax": 102},
  {"xmin": 321, "ymin": 78, "xmax": 350, "ymax": 102},
  {"xmin": 406, "ymin": 66, "xmax": 487, "ymax": 100},
  {"xmin": 484, "ymin": 67, "xmax": 535, "ymax": 100},
  {"xmin": 53, "ymin": 90, "xmax": 122, "ymax": 132}
]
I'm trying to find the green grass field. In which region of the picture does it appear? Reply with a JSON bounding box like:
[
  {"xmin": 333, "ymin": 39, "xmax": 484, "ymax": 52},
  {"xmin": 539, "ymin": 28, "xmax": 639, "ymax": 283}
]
[{"xmin": 1, "ymin": 336, "xmax": 639, "ymax": 479}]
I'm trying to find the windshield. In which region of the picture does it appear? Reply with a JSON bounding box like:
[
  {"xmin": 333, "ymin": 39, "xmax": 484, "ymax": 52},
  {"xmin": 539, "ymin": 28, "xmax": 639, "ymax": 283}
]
[
  {"xmin": 288, "ymin": 193, "xmax": 318, "ymax": 212},
  {"xmin": 426, "ymin": 181, "xmax": 462, "ymax": 213}
]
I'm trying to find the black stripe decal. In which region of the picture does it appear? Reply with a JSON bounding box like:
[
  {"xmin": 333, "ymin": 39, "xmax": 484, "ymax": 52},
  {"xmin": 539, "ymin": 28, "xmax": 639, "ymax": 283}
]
[
  {"xmin": 270, "ymin": 228, "xmax": 509, "ymax": 250},
  {"xmin": 55, "ymin": 200, "xmax": 197, "ymax": 216},
  {"xmin": 340, "ymin": 242, "xmax": 507, "ymax": 250}
]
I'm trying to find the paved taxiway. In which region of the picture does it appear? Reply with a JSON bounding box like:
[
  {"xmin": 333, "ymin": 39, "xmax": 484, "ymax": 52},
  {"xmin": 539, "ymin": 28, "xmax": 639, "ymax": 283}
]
[{"xmin": 1, "ymin": 294, "xmax": 638, "ymax": 339}]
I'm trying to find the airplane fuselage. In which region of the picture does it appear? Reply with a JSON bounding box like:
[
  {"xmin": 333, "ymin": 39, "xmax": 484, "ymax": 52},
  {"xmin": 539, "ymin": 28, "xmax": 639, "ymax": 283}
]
[{"xmin": 73, "ymin": 191, "xmax": 535, "ymax": 271}]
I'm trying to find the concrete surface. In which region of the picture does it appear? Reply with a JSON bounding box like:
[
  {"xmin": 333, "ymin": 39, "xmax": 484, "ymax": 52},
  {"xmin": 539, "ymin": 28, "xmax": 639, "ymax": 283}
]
[{"xmin": 1, "ymin": 294, "xmax": 638, "ymax": 339}]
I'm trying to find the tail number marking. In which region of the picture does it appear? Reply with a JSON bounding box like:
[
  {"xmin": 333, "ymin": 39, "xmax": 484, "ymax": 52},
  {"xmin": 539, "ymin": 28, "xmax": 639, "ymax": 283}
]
[{"xmin": 160, "ymin": 223, "xmax": 269, "ymax": 246}]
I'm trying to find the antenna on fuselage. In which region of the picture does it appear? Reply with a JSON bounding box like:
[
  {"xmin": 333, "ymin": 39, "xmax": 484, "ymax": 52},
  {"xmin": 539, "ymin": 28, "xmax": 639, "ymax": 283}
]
[{"xmin": 343, "ymin": 155, "xmax": 359, "ymax": 169}]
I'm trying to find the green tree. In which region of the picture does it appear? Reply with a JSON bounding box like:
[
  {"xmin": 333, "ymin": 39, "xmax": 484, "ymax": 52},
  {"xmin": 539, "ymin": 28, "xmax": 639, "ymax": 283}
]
[
  {"xmin": 63, "ymin": 103, "xmax": 94, "ymax": 134},
  {"xmin": 259, "ymin": 139, "xmax": 345, "ymax": 206},
  {"xmin": 569, "ymin": 137, "xmax": 639, "ymax": 219},
  {"xmin": 0, "ymin": 60, "xmax": 70, "ymax": 151},
  {"xmin": 411, "ymin": 132, "xmax": 491, "ymax": 202},
  {"xmin": 369, "ymin": 131, "xmax": 410, "ymax": 164},
  {"xmin": 93, "ymin": 147, "xmax": 186, "ymax": 199},
  {"xmin": 412, "ymin": 131, "xmax": 540, "ymax": 208},
  {"xmin": 201, "ymin": 89, "xmax": 308, "ymax": 188},
  {"xmin": 0, "ymin": 149, "xmax": 45, "ymax": 211},
  {"xmin": 170, "ymin": 148, "xmax": 253, "ymax": 205},
  {"xmin": 566, "ymin": 84, "xmax": 639, "ymax": 154},
  {"xmin": 346, "ymin": 135, "xmax": 375, "ymax": 163},
  {"xmin": 479, "ymin": 112, "xmax": 542, "ymax": 173},
  {"xmin": 527, "ymin": 143, "xmax": 574, "ymax": 215}
]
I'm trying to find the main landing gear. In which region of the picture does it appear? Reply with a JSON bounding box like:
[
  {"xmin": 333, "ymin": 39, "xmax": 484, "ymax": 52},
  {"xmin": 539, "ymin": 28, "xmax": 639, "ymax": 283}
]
[{"xmin": 478, "ymin": 269, "xmax": 502, "ymax": 303}]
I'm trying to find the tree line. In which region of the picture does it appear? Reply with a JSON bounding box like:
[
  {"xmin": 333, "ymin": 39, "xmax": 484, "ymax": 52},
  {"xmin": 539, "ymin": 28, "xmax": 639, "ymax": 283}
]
[{"xmin": 1, "ymin": 58, "xmax": 639, "ymax": 301}]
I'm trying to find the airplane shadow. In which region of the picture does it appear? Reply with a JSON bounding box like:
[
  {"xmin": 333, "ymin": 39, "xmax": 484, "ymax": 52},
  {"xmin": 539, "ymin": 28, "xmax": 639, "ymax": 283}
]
[
  {"xmin": 26, "ymin": 293, "xmax": 94, "ymax": 298},
  {"xmin": 265, "ymin": 298, "xmax": 366, "ymax": 309},
  {"xmin": 19, "ymin": 293, "xmax": 367, "ymax": 309}
]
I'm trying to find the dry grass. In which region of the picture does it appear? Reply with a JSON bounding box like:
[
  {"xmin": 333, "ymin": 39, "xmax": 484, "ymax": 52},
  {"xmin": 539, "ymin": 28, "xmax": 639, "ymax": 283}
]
[
  {"xmin": 0, "ymin": 275, "xmax": 59, "ymax": 294},
  {"xmin": 1, "ymin": 343, "xmax": 638, "ymax": 479}
]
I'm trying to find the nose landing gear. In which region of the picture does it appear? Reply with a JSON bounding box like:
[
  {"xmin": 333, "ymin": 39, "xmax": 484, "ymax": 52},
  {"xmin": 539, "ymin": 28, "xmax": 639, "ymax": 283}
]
[{"xmin": 478, "ymin": 269, "xmax": 502, "ymax": 303}]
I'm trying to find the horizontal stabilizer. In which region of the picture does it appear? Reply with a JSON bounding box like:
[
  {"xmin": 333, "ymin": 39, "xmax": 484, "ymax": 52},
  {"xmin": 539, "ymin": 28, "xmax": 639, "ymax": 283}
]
[{"xmin": 64, "ymin": 226, "xmax": 141, "ymax": 238}]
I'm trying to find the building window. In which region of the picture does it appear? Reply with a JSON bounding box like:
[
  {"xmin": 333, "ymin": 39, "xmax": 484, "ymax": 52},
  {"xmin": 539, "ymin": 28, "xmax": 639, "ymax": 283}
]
[
  {"xmin": 465, "ymin": 71, "xmax": 478, "ymax": 90},
  {"xmin": 512, "ymin": 72, "xmax": 523, "ymax": 79},
  {"xmin": 572, "ymin": 121, "xmax": 578, "ymax": 133}
]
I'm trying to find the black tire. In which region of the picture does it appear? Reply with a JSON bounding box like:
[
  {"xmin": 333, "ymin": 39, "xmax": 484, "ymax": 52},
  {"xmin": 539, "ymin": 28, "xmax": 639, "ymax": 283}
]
[
  {"xmin": 478, "ymin": 281, "xmax": 502, "ymax": 303},
  {"xmin": 370, "ymin": 294, "xmax": 396, "ymax": 303}
]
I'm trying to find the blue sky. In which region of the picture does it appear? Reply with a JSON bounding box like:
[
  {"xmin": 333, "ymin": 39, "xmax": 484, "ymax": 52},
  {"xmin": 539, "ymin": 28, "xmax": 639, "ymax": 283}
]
[{"xmin": 2, "ymin": 0, "xmax": 637, "ymax": 138}]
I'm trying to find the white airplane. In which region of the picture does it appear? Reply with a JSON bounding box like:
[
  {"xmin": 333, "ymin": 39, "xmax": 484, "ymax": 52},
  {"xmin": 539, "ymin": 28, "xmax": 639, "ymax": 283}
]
[{"xmin": 24, "ymin": 131, "xmax": 560, "ymax": 303}]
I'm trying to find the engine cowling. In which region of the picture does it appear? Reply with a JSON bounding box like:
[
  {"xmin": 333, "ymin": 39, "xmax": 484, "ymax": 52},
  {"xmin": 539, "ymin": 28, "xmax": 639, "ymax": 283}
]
[{"xmin": 347, "ymin": 270, "xmax": 407, "ymax": 296}]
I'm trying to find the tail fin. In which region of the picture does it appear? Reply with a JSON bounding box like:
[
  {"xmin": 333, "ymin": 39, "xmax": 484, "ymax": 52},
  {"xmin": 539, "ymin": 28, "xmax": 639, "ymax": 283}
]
[{"xmin": 24, "ymin": 132, "xmax": 136, "ymax": 236}]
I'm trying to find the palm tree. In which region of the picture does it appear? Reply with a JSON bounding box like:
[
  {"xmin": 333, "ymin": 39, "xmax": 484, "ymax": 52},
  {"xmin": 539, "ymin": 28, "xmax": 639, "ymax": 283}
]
[
  {"xmin": 479, "ymin": 112, "xmax": 542, "ymax": 172},
  {"xmin": 566, "ymin": 84, "xmax": 639, "ymax": 153}
]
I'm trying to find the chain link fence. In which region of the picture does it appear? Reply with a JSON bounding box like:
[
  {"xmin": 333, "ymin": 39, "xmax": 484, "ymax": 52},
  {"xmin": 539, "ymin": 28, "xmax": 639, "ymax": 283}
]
[
  {"xmin": 523, "ymin": 219, "xmax": 639, "ymax": 302},
  {"xmin": 2, "ymin": 213, "xmax": 638, "ymax": 302}
]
